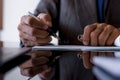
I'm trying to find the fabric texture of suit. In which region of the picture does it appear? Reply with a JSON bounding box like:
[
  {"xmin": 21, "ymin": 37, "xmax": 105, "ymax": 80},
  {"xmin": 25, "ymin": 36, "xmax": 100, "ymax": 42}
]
[{"xmin": 33, "ymin": 0, "xmax": 120, "ymax": 80}]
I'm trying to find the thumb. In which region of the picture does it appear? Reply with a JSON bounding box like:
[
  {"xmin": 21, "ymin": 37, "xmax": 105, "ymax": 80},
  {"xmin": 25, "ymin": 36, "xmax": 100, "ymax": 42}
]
[{"xmin": 38, "ymin": 13, "xmax": 52, "ymax": 27}]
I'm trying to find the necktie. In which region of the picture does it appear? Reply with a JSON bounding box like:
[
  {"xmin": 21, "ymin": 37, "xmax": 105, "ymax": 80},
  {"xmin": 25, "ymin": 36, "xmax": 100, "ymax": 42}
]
[{"xmin": 97, "ymin": 0, "xmax": 104, "ymax": 22}]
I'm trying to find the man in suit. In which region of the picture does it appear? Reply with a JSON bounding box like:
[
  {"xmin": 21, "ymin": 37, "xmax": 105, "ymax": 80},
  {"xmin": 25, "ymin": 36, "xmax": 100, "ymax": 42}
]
[{"xmin": 18, "ymin": 0, "xmax": 120, "ymax": 80}]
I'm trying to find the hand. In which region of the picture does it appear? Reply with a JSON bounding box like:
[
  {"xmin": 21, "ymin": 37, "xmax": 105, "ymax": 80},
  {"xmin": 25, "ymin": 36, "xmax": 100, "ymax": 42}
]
[
  {"xmin": 83, "ymin": 23, "xmax": 120, "ymax": 46},
  {"xmin": 81, "ymin": 52, "xmax": 114, "ymax": 69},
  {"xmin": 18, "ymin": 13, "xmax": 52, "ymax": 47},
  {"xmin": 19, "ymin": 50, "xmax": 52, "ymax": 78},
  {"xmin": 81, "ymin": 23, "xmax": 120, "ymax": 69}
]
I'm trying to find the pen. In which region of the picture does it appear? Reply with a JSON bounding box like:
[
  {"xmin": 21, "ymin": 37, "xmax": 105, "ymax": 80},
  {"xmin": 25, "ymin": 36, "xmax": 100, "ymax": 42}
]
[{"xmin": 28, "ymin": 12, "xmax": 60, "ymax": 40}]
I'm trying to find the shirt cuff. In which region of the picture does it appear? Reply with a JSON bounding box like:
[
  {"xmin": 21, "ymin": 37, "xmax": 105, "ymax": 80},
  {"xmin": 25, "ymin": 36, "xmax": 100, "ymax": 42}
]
[{"xmin": 114, "ymin": 35, "xmax": 120, "ymax": 46}]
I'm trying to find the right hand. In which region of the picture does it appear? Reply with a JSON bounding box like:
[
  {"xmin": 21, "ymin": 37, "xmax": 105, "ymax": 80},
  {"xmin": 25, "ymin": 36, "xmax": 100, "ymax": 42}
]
[{"xmin": 18, "ymin": 13, "xmax": 52, "ymax": 47}]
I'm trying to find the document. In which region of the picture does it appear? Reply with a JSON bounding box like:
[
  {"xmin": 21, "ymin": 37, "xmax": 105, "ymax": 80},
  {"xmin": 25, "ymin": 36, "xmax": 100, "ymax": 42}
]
[
  {"xmin": 32, "ymin": 45, "xmax": 120, "ymax": 52},
  {"xmin": 93, "ymin": 57, "xmax": 120, "ymax": 79}
]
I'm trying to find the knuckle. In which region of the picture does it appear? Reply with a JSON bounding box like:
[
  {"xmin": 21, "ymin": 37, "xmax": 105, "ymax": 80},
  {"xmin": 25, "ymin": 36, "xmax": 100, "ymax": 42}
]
[
  {"xmin": 101, "ymin": 23, "xmax": 107, "ymax": 26},
  {"xmin": 27, "ymin": 17, "xmax": 33, "ymax": 25},
  {"xmin": 21, "ymin": 15, "xmax": 26, "ymax": 21},
  {"xmin": 18, "ymin": 24, "xmax": 22, "ymax": 31},
  {"xmin": 84, "ymin": 25, "xmax": 91, "ymax": 30},
  {"xmin": 38, "ymin": 13, "xmax": 49, "ymax": 18},
  {"xmin": 91, "ymin": 32, "xmax": 96, "ymax": 38},
  {"xmin": 21, "ymin": 15, "xmax": 33, "ymax": 25},
  {"xmin": 38, "ymin": 13, "xmax": 45, "ymax": 18},
  {"xmin": 93, "ymin": 22, "xmax": 98, "ymax": 25},
  {"xmin": 106, "ymin": 25, "xmax": 113, "ymax": 29}
]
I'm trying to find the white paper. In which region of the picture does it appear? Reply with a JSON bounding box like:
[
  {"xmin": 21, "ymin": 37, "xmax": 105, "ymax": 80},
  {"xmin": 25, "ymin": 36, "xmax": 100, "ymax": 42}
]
[{"xmin": 93, "ymin": 57, "xmax": 120, "ymax": 77}]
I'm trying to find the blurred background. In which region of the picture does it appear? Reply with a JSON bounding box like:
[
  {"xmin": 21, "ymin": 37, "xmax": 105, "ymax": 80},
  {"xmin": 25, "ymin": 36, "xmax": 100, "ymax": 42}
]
[
  {"xmin": 1, "ymin": 0, "xmax": 39, "ymax": 42},
  {"xmin": 0, "ymin": 0, "xmax": 47, "ymax": 80}
]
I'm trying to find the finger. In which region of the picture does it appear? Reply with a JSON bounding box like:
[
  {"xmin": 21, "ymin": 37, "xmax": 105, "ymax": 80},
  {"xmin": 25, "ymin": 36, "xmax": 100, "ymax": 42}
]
[
  {"xmin": 99, "ymin": 25, "xmax": 114, "ymax": 46},
  {"xmin": 82, "ymin": 52, "xmax": 92, "ymax": 69},
  {"xmin": 90, "ymin": 52, "xmax": 98, "ymax": 63},
  {"xmin": 38, "ymin": 13, "xmax": 52, "ymax": 27},
  {"xmin": 32, "ymin": 65, "xmax": 49, "ymax": 75},
  {"xmin": 20, "ymin": 67, "xmax": 35, "ymax": 77},
  {"xmin": 23, "ymin": 65, "xmax": 49, "ymax": 77},
  {"xmin": 21, "ymin": 15, "xmax": 48, "ymax": 29},
  {"xmin": 90, "ymin": 23, "xmax": 106, "ymax": 46},
  {"xmin": 32, "ymin": 57, "xmax": 49, "ymax": 66},
  {"xmin": 21, "ymin": 37, "xmax": 52, "ymax": 47},
  {"xmin": 19, "ymin": 31, "xmax": 36, "ymax": 41},
  {"xmin": 18, "ymin": 24, "xmax": 49, "ymax": 38},
  {"xmin": 106, "ymin": 28, "xmax": 120, "ymax": 46},
  {"xmin": 39, "ymin": 67, "xmax": 52, "ymax": 79},
  {"xmin": 21, "ymin": 65, "xmax": 48, "ymax": 77},
  {"xmin": 19, "ymin": 31, "xmax": 49, "ymax": 42},
  {"xmin": 31, "ymin": 51, "xmax": 52, "ymax": 58},
  {"xmin": 20, "ymin": 38, "xmax": 36, "ymax": 47},
  {"xmin": 18, "ymin": 24, "xmax": 34, "ymax": 36},
  {"xmin": 35, "ymin": 36, "xmax": 52, "ymax": 44},
  {"xmin": 20, "ymin": 37, "xmax": 28, "ymax": 46},
  {"xmin": 83, "ymin": 23, "xmax": 97, "ymax": 45}
]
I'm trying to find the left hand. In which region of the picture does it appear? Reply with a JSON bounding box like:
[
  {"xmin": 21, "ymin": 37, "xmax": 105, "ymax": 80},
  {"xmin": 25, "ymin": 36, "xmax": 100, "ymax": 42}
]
[
  {"xmin": 83, "ymin": 23, "xmax": 120, "ymax": 46},
  {"xmin": 81, "ymin": 23, "xmax": 120, "ymax": 69}
]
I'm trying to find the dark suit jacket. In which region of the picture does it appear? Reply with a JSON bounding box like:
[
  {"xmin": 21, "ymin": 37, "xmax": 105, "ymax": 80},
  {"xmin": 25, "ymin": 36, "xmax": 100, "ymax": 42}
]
[{"xmin": 34, "ymin": 0, "xmax": 120, "ymax": 45}]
